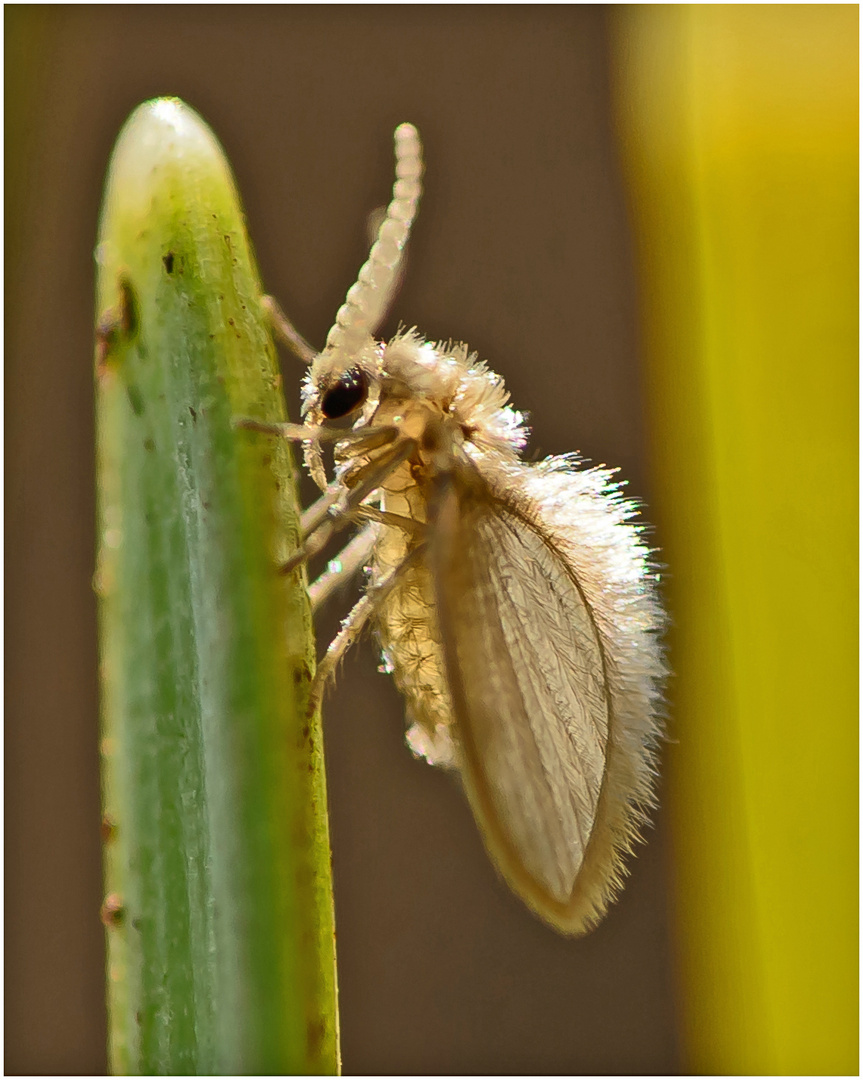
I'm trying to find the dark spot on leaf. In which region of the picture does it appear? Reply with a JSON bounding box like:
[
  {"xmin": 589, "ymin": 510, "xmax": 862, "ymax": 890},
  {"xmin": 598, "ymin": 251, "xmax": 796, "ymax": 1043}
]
[
  {"xmin": 100, "ymin": 816, "xmax": 116, "ymax": 843},
  {"xmin": 95, "ymin": 274, "xmax": 140, "ymax": 374},
  {"xmin": 262, "ymin": 454, "xmax": 271, "ymax": 467},
  {"xmin": 100, "ymin": 894, "xmax": 124, "ymax": 928},
  {"xmin": 118, "ymin": 275, "xmax": 139, "ymax": 338},
  {"xmin": 307, "ymin": 1017, "xmax": 327, "ymax": 1058},
  {"xmin": 162, "ymin": 252, "xmax": 175, "ymax": 274},
  {"xmin": 94, "ymin": 316, "xmax": 119, "ymax": 373},
  {"xmin": 302, "ymin": 726, "xmax": 310, "ymax": 740},
  {"xmin": 189, "ymin": 406, "xmax": 197, "ymax": 423},
  {"xmin": 143, "ymin": 438, "xmax": 155, "ymax": 452},
  {"xmin": 126, "ymin": 383, "xmax": 144, "ymax": 416}
]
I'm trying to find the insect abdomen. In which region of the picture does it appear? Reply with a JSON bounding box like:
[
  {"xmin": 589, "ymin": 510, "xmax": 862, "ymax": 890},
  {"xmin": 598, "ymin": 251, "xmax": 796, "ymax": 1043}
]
[{"xmin": 372, "ymin": 471, "xmax": 458, "ymax": 767}]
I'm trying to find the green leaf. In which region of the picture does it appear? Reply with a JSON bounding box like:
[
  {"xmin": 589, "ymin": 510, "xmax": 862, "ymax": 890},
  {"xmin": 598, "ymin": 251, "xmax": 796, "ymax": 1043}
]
[{"xmin": 95, "ymin": 98, "xmax": 338, "ymax": 1074}]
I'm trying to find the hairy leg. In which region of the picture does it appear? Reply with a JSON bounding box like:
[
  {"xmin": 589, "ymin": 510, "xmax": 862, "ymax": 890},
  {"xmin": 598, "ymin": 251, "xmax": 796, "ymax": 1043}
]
[
  {"xmin": 279, "ymin": 438, "xmax": 417, "ymax": 575},
  {"xmin": 308, "ymin": 523, "xmax": 378, "ymax": 612},
  {"xmin": 307, "ymin": 544, "xmax": 425, "ymax": 715}
]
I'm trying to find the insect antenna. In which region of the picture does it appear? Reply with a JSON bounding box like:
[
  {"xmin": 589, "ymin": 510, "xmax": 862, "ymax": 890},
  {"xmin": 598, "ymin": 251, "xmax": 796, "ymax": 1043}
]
[{"xmin": 323, "ymin": 123, "xmax": 423, "ymax": 357}]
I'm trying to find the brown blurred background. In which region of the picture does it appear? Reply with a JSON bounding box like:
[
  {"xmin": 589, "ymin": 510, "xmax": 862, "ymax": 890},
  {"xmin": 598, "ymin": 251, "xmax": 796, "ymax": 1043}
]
[{"xmin": 6, "ymin": 7, "xmax": 679, "ymax": 1074}]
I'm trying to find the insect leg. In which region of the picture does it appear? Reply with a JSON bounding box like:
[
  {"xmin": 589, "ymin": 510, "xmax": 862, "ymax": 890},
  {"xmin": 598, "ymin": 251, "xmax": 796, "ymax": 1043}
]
[
  {"xmin": 308, "ymin": 523, "xmax": 378, "ymax": 612},
  {"xmin": 351, "ymin": 503, "xmax": 424, "ymax": 536},
  {"xmin": 308, "ymin": 543, "xmax": 426, "ymax": 715},
  {"xmin": 260, "ymin": 294, "xmax": 317, "ymax": 365},
  {"xmin": 233, "ymin": 416, "xmax": 400, "ymax": 449},
  {"xmin": 308, "ymin": 504, "xmax": 423, "ymax": 612},
  {"xmin": 304, "ymin": 488, "xmax": 417, "ymax": 544},
  {"xmin": 279, "ymin": 437, "xmax": 418, "ymax": 575},
  {"xmin": 335, "ymin": 425, "xmax": 400, "ymax": 457},
  {"xmin": 234, "ymin": 418, "xmax": 314, "ymax": 440},
  {"xmin": 301, "ymin": 489, "xmax": 342, "ymax": 536},
  {"xmin": 305, "ymin": 504, "xmax": 422, "ymax": 617},
  {"xmin": 330, "ymin": 437, "xmax": 416, "ymax": 514}
]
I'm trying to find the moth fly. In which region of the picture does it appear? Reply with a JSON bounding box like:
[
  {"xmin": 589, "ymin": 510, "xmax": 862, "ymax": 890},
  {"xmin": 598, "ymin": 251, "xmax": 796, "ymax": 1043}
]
[{"xmin": 245, "ymin": 123, "xmax": 666, "ymax": 935}]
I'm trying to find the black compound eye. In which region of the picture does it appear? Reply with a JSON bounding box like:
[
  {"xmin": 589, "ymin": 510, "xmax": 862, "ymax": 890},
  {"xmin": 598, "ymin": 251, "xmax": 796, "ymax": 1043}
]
[{"xmin": 320, "ymin": 367, "xmax": 368, "ymax": 419}]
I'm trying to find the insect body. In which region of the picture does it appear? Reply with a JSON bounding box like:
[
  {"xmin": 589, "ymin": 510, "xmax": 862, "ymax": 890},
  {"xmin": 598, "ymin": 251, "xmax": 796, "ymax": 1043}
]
[{"xmin": 260, "ymin": 124, "xmax": 666, "ymax": 935}]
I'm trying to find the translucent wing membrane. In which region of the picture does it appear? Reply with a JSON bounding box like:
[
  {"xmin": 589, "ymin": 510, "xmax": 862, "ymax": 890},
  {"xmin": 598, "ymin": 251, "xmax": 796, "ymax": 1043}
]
[{"xmin": 431, "ymin": 467, "xmax": 655, "ymax": 934}]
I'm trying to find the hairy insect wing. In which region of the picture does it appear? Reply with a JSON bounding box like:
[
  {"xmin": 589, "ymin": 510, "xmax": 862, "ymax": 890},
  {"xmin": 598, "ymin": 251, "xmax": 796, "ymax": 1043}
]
[{"xmin": 430, "ymin": 459, "xmax": 664, "ymax": 933}]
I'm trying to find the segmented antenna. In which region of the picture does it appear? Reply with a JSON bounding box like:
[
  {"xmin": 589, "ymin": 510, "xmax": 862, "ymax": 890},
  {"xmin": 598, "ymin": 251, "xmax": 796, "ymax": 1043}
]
[{"xmin": 324, "ymin": 123, "xmax": 423, "ymax": 355}]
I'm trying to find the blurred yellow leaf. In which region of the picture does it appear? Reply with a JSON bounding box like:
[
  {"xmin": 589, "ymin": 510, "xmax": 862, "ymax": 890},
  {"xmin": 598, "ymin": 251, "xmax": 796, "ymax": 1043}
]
[{"xmin": 612, "ymin": 6, "xmax": 858, "ymax": 1074}]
